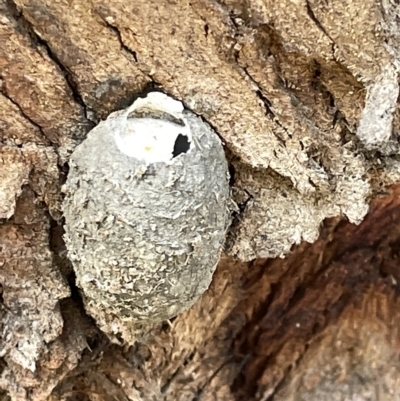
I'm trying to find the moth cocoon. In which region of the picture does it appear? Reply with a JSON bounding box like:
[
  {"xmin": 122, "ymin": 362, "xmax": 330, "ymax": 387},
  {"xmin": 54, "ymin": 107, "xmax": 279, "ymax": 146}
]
[{"xmin": 63, "ymin": 92, "xmax": 231, "ymax": 343}]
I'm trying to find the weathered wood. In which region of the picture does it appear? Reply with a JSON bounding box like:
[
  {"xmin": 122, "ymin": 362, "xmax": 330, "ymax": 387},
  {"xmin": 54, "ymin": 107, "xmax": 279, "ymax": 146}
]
[{"xmin": 1, "ymin": 0, "xmax": 400, "ymax": 400}]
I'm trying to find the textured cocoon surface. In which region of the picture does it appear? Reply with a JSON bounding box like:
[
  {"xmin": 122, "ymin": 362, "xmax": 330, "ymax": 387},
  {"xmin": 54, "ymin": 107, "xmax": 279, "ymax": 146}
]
[{"xmin": 63, "ymin": 92, "xmax": 231, "ymax": 342}]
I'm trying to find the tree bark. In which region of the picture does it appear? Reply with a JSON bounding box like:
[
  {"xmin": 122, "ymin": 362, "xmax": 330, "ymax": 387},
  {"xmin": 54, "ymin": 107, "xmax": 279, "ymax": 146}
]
[{"xmin": 1, "ymin": 0, "xmax": 400, "ymax": 400}]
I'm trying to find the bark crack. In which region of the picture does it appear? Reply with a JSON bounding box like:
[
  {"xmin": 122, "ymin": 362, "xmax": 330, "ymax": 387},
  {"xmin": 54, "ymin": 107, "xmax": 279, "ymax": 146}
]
[
  {"xmin": 0, "ymin": 84, "xmax": 53, "ymax": 147},
  {"xmin": 228, "ymin": 15, "xmax": 292, "ymax": 147},
  {"xmin": 36, "ymin": 39, "xmax": 95, "ymax": 124},
  {"xmin": 100, "ymin": 17, "xmax": 139, "ymax": 63},
  {"xmin": 193, "ymin": 358, "xmax": 234, "ymax": 401},
  {"xmin": 305, "ymin": 0, "xmax": 336, "ymax": 57},
  {"xmin": 7, "ymin": 0, "xmax": 95, "ymax": 125},
  {"xmin": 95, "ymin": 12, "xmax": 160, "ymax": 86}
]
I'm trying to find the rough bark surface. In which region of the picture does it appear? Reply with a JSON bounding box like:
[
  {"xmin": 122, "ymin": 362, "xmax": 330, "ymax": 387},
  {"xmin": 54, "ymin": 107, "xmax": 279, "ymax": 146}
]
[{"xmin": 1, "ymin": 0, "xmax": 400, "ymax": 400}]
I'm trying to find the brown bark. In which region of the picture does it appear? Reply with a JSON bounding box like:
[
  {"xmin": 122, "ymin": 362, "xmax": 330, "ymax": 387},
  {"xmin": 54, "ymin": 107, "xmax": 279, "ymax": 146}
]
[{"xmin": 1, "ymin": 0, "xmax": 400, "ymax": 400}]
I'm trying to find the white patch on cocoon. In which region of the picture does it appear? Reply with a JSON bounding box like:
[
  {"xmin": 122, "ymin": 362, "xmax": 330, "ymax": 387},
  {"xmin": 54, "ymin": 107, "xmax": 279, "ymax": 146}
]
[{"xmin": 114, "ymin": 92, "xmax": 192, "ymax": 164}]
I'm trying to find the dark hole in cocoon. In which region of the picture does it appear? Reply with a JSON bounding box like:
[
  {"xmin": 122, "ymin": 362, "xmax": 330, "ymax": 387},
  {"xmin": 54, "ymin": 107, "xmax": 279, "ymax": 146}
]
[{"xmin": 173, "ymin": 134, "xmax": 191, "ymax": 158}]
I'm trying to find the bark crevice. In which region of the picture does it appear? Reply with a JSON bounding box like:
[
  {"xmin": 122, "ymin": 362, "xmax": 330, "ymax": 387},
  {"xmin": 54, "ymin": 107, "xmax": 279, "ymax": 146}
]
[
  {"xmin": 7, "ymin": 0, "xmax": 95, "ymax": 127},
  {"xmin": 305, "ymin": 0, "xmax": 336, "ymax": 58},
  {"xmin": 0, "ymin": 85, "xmax": 51, "ymax": 147},
  {"xmin": 95, "ymin": 11, "xmax": 160, "ymax": 88}
]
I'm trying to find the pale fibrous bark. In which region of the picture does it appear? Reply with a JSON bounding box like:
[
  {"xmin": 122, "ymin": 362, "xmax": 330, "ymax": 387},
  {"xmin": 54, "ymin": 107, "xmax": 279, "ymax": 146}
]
[{"xmin": 1, "ymin": 0, "xmax": 400, "ymax": 400}]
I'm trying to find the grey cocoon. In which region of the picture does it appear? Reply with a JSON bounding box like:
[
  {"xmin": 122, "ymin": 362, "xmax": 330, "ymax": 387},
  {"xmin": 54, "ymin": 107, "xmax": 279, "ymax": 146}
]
[{"xmin": 63, "ymin": 92, "xmax": 231, "ymax": 343}]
